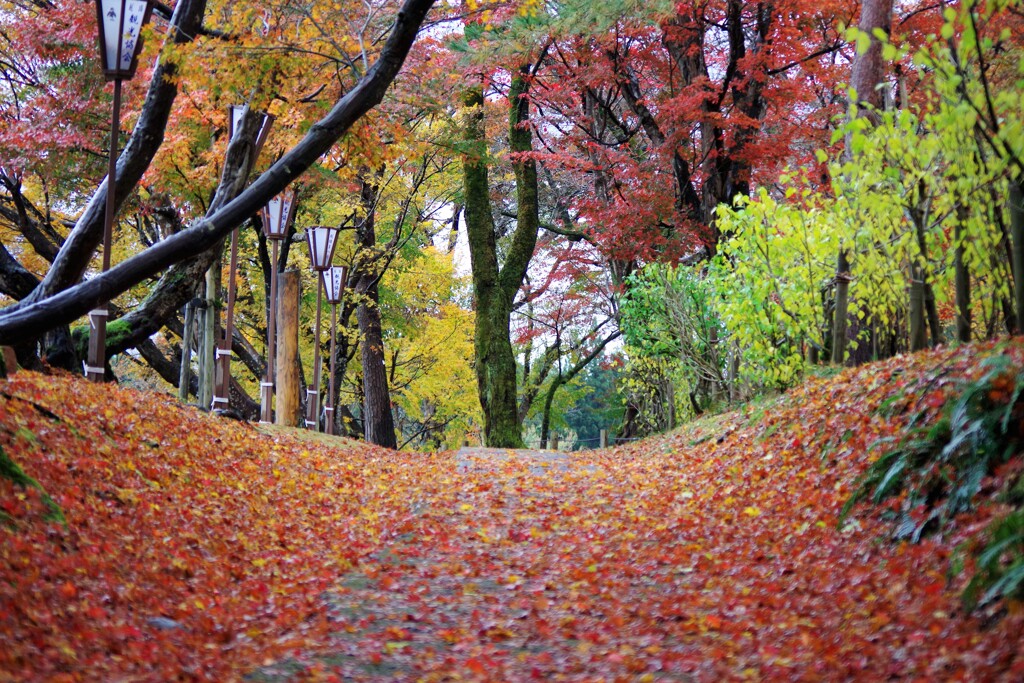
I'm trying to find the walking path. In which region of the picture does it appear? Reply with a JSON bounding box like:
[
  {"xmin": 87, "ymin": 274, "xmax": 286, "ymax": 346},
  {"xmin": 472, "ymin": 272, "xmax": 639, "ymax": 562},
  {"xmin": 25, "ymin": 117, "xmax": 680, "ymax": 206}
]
[{"xmin": 250, "ymin": 446, "xmax": 657, "ymax": 682}]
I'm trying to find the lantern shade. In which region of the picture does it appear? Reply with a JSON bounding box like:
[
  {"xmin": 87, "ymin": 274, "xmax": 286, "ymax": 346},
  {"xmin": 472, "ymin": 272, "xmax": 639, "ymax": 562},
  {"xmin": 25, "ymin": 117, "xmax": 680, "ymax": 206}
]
[
  {"xmin": 95, "ymin": 0, "xmax": 153, "ymax": 80},
  {"xmin": 306, "ymin": 225, "xmax": 339, "ymax": 271},
  {"xmin": 261, "ymin": 190, "xmax": 297, "ymax": 239},
  {"xmin": 228, "ymin": 105, "xmax": 275, "ymax": 161},
  {"xmin": 322, "ymin": 266, "xmax": 348, "ymax": 305}
]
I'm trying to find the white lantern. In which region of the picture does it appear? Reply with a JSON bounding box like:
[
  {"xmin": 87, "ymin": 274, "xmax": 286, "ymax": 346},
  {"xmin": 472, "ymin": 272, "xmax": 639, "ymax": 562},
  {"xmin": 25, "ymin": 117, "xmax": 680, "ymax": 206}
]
[
  {"xmin": 322, "ymin": 266, "xmax": 348, "ymax": 305},
  {"xmin": 261, "ymin": 190, "xmax": 297, "ymax": 240},
  {"xmin": 95, "ymin": 0, "xmax": 153, "ymax": 80},
  {"xmin": 305, "ymin": 225, "xmax": 339, "ymax": 271}
]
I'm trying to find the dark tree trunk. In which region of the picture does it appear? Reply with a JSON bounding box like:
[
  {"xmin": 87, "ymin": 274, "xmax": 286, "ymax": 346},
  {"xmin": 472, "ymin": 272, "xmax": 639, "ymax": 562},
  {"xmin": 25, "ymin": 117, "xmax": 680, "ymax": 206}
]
[
  {"xmin": 954, "ymin": 219, "xmax": 972, "ymax": 343},
  {"xmin": 831, "ymin": 250, "xmax": 851, "ymax": 364},
  {"xmin": 909, "ymin": 266, "xmax": 927, "ymax": 352},
  {"xmin": 354, "ymin": 178, "xmax": 397, "ymax": 449}
]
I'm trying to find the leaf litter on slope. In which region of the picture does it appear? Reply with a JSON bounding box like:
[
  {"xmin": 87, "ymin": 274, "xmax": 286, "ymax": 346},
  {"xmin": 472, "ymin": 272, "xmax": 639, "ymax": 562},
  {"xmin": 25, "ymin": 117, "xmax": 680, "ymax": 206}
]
[{"xmin": 1, "ymin": 340, "xmax": 1023, "ymax": 681}]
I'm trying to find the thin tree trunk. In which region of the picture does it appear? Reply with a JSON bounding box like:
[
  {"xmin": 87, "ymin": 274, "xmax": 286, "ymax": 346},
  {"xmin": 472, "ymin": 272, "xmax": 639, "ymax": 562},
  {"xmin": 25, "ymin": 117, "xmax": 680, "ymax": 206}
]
[
  {"xmin": 924, "ymin": 280, "xmax": 942, "ymax": 347},
  {"xmin": 909, "ymin": 265, "xmax": 927, "ymax": 351},
  {"xmin": 179, "ymin": 301, "xmax": 196, "ymax": 401},
  {"xmin": 954, "ymin": 220, "xmax": 971, "ymax": 343},
  {"xmin": 831, "ymin": 250, "xmax": 851, "ymax": 364},
  {"xmin": 1012, "ymin": 181, "xmax": 1024, "ymax": 334}
]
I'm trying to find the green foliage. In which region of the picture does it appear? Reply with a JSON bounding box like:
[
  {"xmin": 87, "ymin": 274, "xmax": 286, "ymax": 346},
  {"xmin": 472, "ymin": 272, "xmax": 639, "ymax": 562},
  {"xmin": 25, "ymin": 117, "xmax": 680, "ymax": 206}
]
[
  {"xmin": 620, "ymin": 263, "xmax": 726, "ymax": 430},
  {"xmin": 714, "ymin": 187, "xmax": 836, "ymax": 387},
  {"xmin": 962, "ymin": 510, "xmax": 1024, "ymax": 611},
  {"xmin": 563, "ymin": 362, "xmax": 624, "ymax": 448}
]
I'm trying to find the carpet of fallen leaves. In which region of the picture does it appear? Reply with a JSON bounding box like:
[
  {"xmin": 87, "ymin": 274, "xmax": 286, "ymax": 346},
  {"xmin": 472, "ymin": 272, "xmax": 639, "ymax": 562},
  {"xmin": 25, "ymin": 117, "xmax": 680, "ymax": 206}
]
[{"xmin": 2, "ymin": 341, "xmax": 1024, "ymax": 682}]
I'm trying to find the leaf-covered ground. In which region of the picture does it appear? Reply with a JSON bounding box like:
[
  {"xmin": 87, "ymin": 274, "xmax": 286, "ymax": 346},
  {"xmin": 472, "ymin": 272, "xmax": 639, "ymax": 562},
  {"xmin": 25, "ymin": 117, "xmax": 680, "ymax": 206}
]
[{"xmin": 2, "ymin": 342, "xmax": 1023, "ymax": 681}]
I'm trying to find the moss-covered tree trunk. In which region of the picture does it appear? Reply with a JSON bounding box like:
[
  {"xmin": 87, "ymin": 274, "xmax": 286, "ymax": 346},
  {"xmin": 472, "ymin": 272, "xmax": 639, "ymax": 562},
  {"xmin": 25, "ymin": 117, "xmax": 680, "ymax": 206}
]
[
  {"xmin": 462, "ymin": 69, "xmax": 539, "ymax": 448},
  {"xmin": 198, "ymin": 262, "xmax": 217, "ymax": 409}
]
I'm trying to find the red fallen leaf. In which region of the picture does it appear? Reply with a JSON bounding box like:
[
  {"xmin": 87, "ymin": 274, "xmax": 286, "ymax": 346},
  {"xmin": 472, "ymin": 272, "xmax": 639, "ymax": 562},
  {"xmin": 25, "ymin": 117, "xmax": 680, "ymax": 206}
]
[
  {"xmin": 58, "ymin": 581, "xmax": 77, "ymax": 599},
  {"xmin": 465, "ymin": 657, "xmax": 487, "ymax": 674},
  {"xmin": 705, "ymin": 614, "xmax": 723, "ymax": 629}
]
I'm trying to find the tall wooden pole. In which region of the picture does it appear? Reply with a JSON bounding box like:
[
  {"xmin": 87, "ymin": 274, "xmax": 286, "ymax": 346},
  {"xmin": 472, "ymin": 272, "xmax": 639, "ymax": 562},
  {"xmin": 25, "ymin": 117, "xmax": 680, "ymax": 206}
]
[
  {"xmin": 326, "ymin": 302, "xmax": 338, "ymax": 435},
  {"xmin": 260, "ymin": 240, "xmax": 280, "ymax": 423},
  {"xmin": 178, "ymin": 301, "xmax": 196, "ymax": 401},
  {"xmin": 213, "ymin": 228, "xmax": 239, "ymax": 410},
  {"xmin": 86, "ymin": 77, "xmax": 122, "ymax": 382},
  {"xmin": 305, "ymin": 281, "xmax": 323, "ymax": 431},
  {"xmin": 275, "ymin": 269, "xmax": 301, "ymax": 426}
]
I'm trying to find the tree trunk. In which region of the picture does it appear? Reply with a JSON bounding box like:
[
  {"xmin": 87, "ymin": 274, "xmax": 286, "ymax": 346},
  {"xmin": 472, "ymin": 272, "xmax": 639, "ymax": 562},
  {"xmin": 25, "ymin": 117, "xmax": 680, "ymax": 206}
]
[
  {"xmin": 353, "ymin": 178, "xmax": 397, "ymax": 449},
  {"xmin": 461, "ymin": 69, "xmax": 541, "ymax": 448},
  {"xmin": 357, "ymin": 293, "xmax": 395, "ymax": 447},
  {"xmin": 924, "ymin": 280, "xmax": 942, "ymax": 347},
  {"xmin": 954, "ymin": 220, "xmax": 971, "ymax": 343},
  {"xmin": 834, "ymin": 0, "xmax": 893, "ymax": 362},
  {"xmin": 849, "ymin": 0, "xmax": 894, "ymax": 115},
  {"xmin": 1012, "ymin": 180, "xmax": 1024, "ymax": 334},
  {"xmin": 831, "ymin": 250, "xmax": 851, "ymax": 364},
  {"xmin": 909, "ymin": 266, "xmax": 927, "ymax": 352}
]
